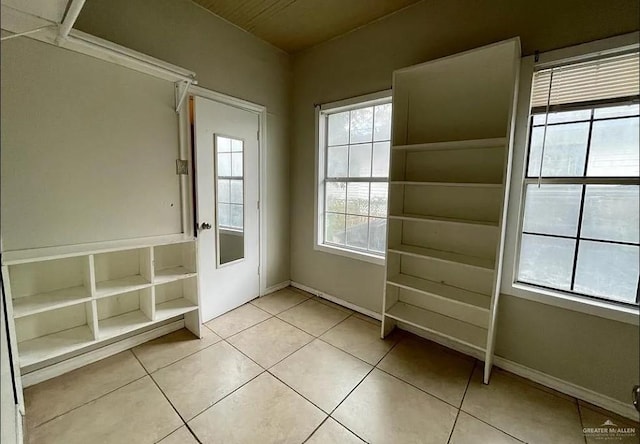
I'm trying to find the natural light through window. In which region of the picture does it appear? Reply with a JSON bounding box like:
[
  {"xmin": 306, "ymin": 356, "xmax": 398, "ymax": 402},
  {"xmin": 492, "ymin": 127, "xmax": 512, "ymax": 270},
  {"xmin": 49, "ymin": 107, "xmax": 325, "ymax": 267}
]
[
  {"xmin": 517, "ymin": 51, "xmax": 639, "ymax": 306},
  {"xmin": 318, "ymin": 97, "xmax": 392, "ymax": 260}
]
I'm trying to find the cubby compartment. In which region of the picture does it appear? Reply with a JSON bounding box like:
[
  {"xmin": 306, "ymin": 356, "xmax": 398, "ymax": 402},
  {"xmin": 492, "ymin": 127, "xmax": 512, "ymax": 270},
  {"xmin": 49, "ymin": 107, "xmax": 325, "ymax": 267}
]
[
  {"xmin": 97, "ymin": 289, "xmax": 153, "ymax": 339},
  {"xmin": 153, "ymin": 241, "xmax": 196, "ymax": 284},
  {"xmin": 94, "ymin": 248, "xmax": 152, "ymax": 298},
  {"xmin": 15, "ymin": 302, "xmax": 97, "ymax": 368},
  {"xmin": 7, "ymin": 256, "xmax": 91, "ymax": 318},
  {"xmin": 154, "ymin": 277, "xmax": 198, "ymax": 321}
]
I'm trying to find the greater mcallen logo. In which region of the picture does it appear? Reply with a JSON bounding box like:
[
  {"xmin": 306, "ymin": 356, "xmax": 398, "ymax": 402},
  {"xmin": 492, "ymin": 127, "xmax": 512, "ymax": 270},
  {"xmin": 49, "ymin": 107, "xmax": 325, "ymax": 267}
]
[{"xmin": 583, "ymin": 419, "xmax": 637, "ymax": 440}]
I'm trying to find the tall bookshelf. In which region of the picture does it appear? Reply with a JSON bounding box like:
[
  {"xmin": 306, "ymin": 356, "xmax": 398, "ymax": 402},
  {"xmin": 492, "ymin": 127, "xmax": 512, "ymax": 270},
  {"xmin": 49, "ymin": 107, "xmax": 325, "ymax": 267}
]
[{"xmin": 381, "ymin": 38, "xmax": 521, "ymax": 383}]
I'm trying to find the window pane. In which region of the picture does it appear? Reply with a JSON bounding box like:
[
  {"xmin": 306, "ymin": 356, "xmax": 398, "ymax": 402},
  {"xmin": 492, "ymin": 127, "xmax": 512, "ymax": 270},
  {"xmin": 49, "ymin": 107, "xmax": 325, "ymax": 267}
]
[
  {"xmin": 231, "ymin": 153, "xmax": 243, "ymax": 177},
  {"xmin": 527, "ymin": 123, "xmax": 589, "ymax": 177},
  {"xmin": 372, "ymin": 142, "xmax": 390, "ymax": 177},
  {"xmin": 217, "ymin": 136, "xmax": 231, "ymax": 152},
  {"xmin": 368, "ymin": 217, "xmax": 387, "ymax": 253},
  {"xmin": 218, "ymin": 203, "xmax": 230, "ymax": 227},
  {"xmin": 347, "ymin": 182, "xmax": 369, "ymax": 216},
  {"xmin": 587, "ymin": 117, "xmax": 639, "ymax": 176},
  {"xmin": 522, "ymin": 184, "xmax": 581, "ymax": 236},
  {"xmin": 374, "ymin": 104, "xmax": 392, "ymax": 141},
  {"xmin": 370, "ymin": 183, "xmax": 388, "ymax": 217},
  {"xmin": 229, "ymin": 179, "xmax": 243, "ymax": 204},
  {"xmin": 574, "ymin": 241, "xmax": 639, "ymax": 304},
  {"xmin": 346, "ymin": 216, "xmax": 369, "ymax": 249},
  {"xmin": 230, "ymin": 204, "xmax": 243, "ymax": 228},
  {"xmin": 594, "ymin": 104, "xmax": 639, "ymax": 119},
  {"xmin": 218, "ymin": 179, "xmax": 230, "ymax": 203},
  {"xmin": 518, "ymin": 234, "xmax": 575, "ymax": 290},
  {"xmin": 325, "ymin": 213, "xmax": 345, "ymax": 245},
  {"xmin": 581, "ymin": 185, "xmax": 639, "ymax": 243},
  {"xmin": 231, "ymin": 138, "xmax": 243, "ymax": 152},
  {"xmin": 349, "ymin": 143, "xmax": 372, "ymax": 177},
  {"xmin": 532, "ymin": 110, "xmax": 591, "ymax": 125},
  {"xmin": 327, "ymin": 145, "xmax": 348, "ymax": 177},
  {"xmin": 325, "ymin": 182, "xmax": 346, "ymax": 213},
  {"xmin": 218, "ymin": 152, "xmax": 231, "ymax": 177},
  {"xmin": 350, "ymin": 107, "xmax": 373, "ymax": 143},
  {"xmin": 328, "ymin": 112, "xmax": 349, "ymax": 146}
]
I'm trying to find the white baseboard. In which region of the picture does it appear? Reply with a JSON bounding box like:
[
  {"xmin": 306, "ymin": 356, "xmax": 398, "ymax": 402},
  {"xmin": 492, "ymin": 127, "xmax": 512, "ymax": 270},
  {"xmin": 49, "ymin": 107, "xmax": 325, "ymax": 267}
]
[
  {"xmin": 291, "ymin": 281, "xmax": 638, "ymax": 421},
  {"xmin": 21, "ymin": 320, "xmax": 184, "ymax": 387},
  {"xmin": 492, "ymin": 356, "xmax": 639, "ymax": 421},
  {"xmin": 290, "ymin": 281, "xmax": 383, "ymax": 321},
  {"xmin": 263, "ymin": 280, "xmax": 291, "ymax": 296}
]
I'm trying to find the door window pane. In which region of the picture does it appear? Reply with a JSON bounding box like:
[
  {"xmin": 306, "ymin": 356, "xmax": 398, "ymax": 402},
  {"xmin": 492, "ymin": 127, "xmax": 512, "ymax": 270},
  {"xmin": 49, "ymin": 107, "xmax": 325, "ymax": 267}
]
[
  {"xmin": 229, "ymin": 180, "xmax": 243, "ymax": 204},
  {"xmin": 527, "ymin": 123, "xmax": 589, "ymax": 177},
  {"xmin": 518, "ymin": 234, "xmax": 575, "ymax": 290},
  {"xmin": 350, "ymin": 107, "xmax": 373, "ymax": 143},
  {"xmin": 218, "ymin": 179, "xmax": 230, "ymax": 203},
  {"xmin": 581, "ymin": 185, "xmax": 639, "ymax": 243},
  {"xmin": 523, "ymin": 184, "xmax": 582, "ymax": 236},
  {"xmin": 218, "ymin": 152, "xmax": 231, "ymax": 177},
  {"xmin": 231, "ymin": 153, "xmax": 243, "ymax": 177},
  {"xmin": 348, "ymin": 144, "xmax": 372, "ymax": 177},
  {"xmin": 574, "ymin": 241, "xmax": 639, "ymax": 304},
  {"xmin": 587, "ymin": 117, "xmax": 639, "ymax": 176}
]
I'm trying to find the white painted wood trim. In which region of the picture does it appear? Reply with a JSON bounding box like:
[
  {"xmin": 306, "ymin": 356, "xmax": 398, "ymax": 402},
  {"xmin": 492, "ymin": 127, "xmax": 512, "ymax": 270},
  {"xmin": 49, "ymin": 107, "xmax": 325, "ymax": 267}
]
[
  {"xmin": 21, "ymin": 320, "xmax": 184, "ymax": 387},
  {"xmin": 263, "ymin": 280, "xmax": 291, "ymax": 296},
  {"xmin": 492, "ymin": 356, "xmax": 640, "ymax": 422},
  {"xmin": 290, "ymin": 281, "xmax": 382, "ymax": 321}
]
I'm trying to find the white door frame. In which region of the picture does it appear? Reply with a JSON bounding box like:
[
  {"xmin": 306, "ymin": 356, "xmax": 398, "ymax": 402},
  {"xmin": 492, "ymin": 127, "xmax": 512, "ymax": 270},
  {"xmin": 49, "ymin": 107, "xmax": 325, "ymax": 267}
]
[{"xmin": 178, "ymin": 85, "xmax": 268, "ymax": 301}]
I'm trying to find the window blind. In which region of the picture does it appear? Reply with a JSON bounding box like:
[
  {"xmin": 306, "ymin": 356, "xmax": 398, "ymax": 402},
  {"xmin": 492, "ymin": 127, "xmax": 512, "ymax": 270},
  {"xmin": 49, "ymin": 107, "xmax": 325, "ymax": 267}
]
[{"xmin": 531, "ymin": 51, "xmax": 639, "ymax": 108}]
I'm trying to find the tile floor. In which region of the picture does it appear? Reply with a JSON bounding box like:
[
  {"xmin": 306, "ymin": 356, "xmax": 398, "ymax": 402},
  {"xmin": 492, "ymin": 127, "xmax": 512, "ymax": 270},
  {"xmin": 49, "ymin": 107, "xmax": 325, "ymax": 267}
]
[{"xmin": 24, "ymin": 287, "xmax": 639, "ymax": 444}]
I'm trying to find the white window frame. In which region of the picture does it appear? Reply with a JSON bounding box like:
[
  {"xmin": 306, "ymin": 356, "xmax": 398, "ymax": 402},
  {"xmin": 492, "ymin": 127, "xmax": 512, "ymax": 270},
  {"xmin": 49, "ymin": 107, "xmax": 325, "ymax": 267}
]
[
  {"xmin": 502, "ymin": 32, "xmax": 640, "ymax": 325},
  {"xmin": 314, "ymin": 90, "xmax": 392, "ymax": 266}
]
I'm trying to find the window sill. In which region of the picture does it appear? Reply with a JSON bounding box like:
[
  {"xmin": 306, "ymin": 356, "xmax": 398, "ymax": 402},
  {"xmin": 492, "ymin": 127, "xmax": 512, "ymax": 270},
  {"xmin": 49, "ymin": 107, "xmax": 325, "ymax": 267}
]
[
  {"xmin": 314, "ymin": 243, "xmax": 385, "ymax": 266},
  {"xmin": 504, "ymin": 282, "xmax": 639, "ymax": 325}
]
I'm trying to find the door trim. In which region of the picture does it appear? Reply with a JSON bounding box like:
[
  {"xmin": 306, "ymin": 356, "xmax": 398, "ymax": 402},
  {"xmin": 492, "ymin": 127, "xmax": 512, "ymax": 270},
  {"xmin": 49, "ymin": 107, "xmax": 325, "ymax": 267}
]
[{"xmin": 181, "ymin": 85, "xmax": 268, "ymax": 298}]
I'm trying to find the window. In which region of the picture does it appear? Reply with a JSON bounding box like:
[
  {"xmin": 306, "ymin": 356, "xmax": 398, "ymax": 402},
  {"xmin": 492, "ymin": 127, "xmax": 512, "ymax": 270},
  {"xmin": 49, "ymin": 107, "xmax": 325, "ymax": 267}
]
[
  {"xmin": 216, "ymin": 135, "xmax": 244, "ymax": 231},
  {"xmin": 316, "ymin": 93, "xmax": 392, "ymax": 263},
  {"xmin": 516, "ymin": 51, "xmax": 639, "ymax": 307}
]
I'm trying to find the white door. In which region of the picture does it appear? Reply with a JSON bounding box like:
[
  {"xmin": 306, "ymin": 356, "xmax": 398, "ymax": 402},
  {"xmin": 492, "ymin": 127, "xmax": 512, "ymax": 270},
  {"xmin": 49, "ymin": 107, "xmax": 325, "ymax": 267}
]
[{"xmin": 193, "ymin": 96, "xmax": 260, "ymax": 322}]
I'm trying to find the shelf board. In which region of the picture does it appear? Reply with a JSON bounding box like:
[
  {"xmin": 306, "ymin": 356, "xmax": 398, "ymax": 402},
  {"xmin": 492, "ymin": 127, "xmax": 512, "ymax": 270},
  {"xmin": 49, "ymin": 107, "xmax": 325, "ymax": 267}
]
[
  {"xmin": 156, "ymin": 298, "xmax": 198, "ymax": 320},
  {"xmin": 387, "ymin": 244, "xmax": 495, "ymax": 271},
  {"xmin": 392, "ymin": 137, "xmax": 506, "ymax": 152},
  {"xmin": 388, "ymin": 213, "xmax": 499, "ymax": 227},
  {"xmin": 95, "ymin": 275, "xmax": 151, "ymax": 299},
  {"xmin": 387, "ymin": 274, "xmax": 490, "ymax": 327},
  {"xmin": 98, "ymin": 310, "xmax": 153, "ymax": 339},
  {"xmin": 18, "ymin": 325, "xmax": 95, "ymax": 368},
  {"xmin": 385, "ymin": 301, "xmax": 487, "ymax": 351},
  {"xmin": 12, "ymin": 287, "xmax": 90, "ymax": 318},
  {"xmin": 155, "ymin": 266, "xmax": 197, "ymax": 285},
  {"xmin": 390, "ymin": 181, "xmax": 502, "ymax": 188}
]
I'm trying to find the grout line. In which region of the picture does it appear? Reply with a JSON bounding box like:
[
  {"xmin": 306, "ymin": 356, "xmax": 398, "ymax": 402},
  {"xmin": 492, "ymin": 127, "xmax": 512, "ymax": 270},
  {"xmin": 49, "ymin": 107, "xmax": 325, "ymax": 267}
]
[
  {"xmin": 446, "ymin": 359, "xmax": 476, "ymax": 444},
  {"xmin": 458, "ymin": 410, "xmax": 528, "ymax": 443},
  {"xmin": 206, "ymin": 314, "xmax": 274, "ymax": 341},
  {"xmin": 301, "ymin": 416, "xmax": 330, "ymax": 444},
  {"xmin": 133, "ymin": 334, "xmax": 224, "ymax": 374},
  {"xmin": 577, "ymin": 399, "xmax": 589, "ymax": 444}
]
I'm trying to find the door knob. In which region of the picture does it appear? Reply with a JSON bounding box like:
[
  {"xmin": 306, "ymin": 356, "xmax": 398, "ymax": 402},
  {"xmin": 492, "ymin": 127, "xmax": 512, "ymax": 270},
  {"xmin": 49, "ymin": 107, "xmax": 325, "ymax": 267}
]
[{"xmin": 200, "ymin": 222, "xmax": 212, "ymax": 230}]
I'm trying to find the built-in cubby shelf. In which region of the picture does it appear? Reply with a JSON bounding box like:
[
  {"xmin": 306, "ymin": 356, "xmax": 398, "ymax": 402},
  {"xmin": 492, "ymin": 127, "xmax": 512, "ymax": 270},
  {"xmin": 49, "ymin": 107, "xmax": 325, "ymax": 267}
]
[
  {"xmin": 2, "ymin": 237, "xmax": 200, "ymax": 372},
  {"xmin": 382, "ymin": 38, "xmax": 521, "ymax": 384}
]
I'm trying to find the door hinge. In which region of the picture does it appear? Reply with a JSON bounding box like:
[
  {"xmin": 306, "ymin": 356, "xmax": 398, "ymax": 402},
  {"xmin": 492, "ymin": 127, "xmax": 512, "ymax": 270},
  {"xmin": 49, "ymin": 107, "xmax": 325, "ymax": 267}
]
[
  {"xmin": 176, "ymin": 159, "xmax": 188, "ymax": 175},
  {"xmin": 257, "ymin": 200, "xmax": 260, "ymax": 210},
  {"xmin": 257, "ymin": 130, "xmax": 260, "ymax": 141},
  {"xmin": 257, "ymin": 266, "xmax": 260, "ymax": 275}
]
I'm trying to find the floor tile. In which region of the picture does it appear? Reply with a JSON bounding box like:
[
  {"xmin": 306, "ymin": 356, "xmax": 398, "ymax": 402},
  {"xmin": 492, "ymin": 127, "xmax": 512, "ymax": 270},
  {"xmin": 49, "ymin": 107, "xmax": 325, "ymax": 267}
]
[
  {"xmin": 132, "ymin": 327, "xmax": 221, "ymax": 373},
  {"xmin": 333, "ymin": 369, "xmax": 457, "ymax": 444},
  {"xmin": 462, "ymin": 367, "xmax": 584, "ymax": 444},
  {"xmin": 278, "ymin": 299, "xmax": 350, "ymax": 336},
  {"xmin": 449, "ymin": 412, "xmax": 523, "ymax": 444},
  {"xmin": 152, "ymin": 341, "xmax": 262, "ymax": 420},
  {"xmin": 306, "ymin": 418, "xmax": 364, "ymax": 444},
  {"xmin": 205, "ymin": 303, "xmax": 271, "ymax": 338},
  {"xmin": 25, "ymin": 351, "xmax": 145, "ymax": 429},
  {"xmin": 228, "ymin": 317, "xmax": 313, "ymax": 368},
  {"xmin": 271, "ymin": 339, "xmax": 372, "ymax": 412},
  {"xmin": 157, "ymin": 426, "xmax": 199, "ymax": 444},
  {"xmin": 579, "ymin": 401, "xmax": 639, "ymax": 444},
  {"xmin": 251, "ymin": 288, "xmax": 309, "ymax": 315},
  {"xmin": 377, "ymin": 336, "xmax": 474, "ymax": 406},
  {"xmin": 321, "ymin": 316, "xmax": 398, "ymax": 365},
  {"xmin": 27, "ymin": 376, "xmax": 181, "ymax": 444},
  {"xmin": 188, "ymin": 372, "xmax": 325, "ymax": 444}
]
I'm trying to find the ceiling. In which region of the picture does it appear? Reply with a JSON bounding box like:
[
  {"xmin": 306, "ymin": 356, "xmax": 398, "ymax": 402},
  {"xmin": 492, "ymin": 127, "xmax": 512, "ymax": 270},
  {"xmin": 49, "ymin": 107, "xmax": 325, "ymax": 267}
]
[{"xmin": 191, "ymin": 0, "xmax": 422, "ymax": 53}]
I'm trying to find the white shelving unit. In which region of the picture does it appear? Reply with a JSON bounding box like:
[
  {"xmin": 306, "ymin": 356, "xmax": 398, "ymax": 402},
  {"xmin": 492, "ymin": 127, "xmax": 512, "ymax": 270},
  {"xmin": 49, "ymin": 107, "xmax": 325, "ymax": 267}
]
[
  {"xmin": 2, "ymin": 235, "xmax": 200, "ymax": 373},
  {"xmin": 382, "ymin": 38, "xmax": 521, "ymax": 383}
]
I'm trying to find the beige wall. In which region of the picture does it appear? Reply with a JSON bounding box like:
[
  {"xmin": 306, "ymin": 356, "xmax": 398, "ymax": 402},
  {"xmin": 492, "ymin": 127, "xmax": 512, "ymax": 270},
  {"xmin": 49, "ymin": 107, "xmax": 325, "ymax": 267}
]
[
  {"xmin": 290, "ymin": 0, "xmax": 639, "ymax": 402},
  {"xmin": 76, "ymin": 0, "xmax": 291, "ymax": 287}
]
